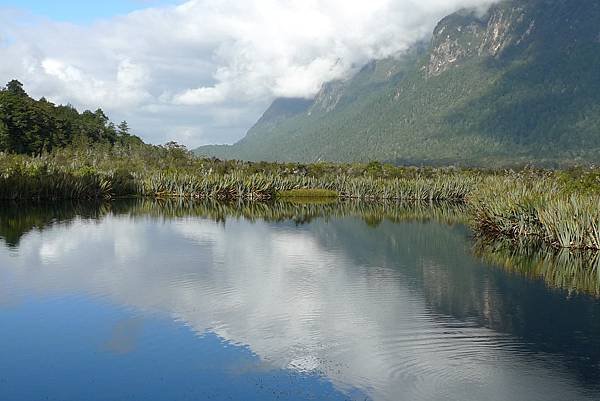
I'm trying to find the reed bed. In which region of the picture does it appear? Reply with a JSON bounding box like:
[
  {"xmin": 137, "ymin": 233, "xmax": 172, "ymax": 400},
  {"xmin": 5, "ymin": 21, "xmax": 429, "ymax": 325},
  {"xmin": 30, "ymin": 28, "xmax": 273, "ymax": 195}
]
[
  {"xmin": 134, "ymin": 172, "xmax": 476, "ymax": 202},
  {"xmin": 1, "ymin": 151, "xmax": 599, "ymax": 250},
  {"xmin": 0, "ymin": 154, "xmax": 478, "ymax": 202},
  {"xmin": 470, "ymin": 175, "xmax": 600, "ymax": 250},
  {"xmin": 0, "ymin": 155, "xmax": 137, "ymax": 200},
  {"xmin": 326, "ymin": 175, "xmax": 477, "ymax": 201},
  {"xmin": 0, "ymin": 166, "xmax": 112, "ymax": 200}
]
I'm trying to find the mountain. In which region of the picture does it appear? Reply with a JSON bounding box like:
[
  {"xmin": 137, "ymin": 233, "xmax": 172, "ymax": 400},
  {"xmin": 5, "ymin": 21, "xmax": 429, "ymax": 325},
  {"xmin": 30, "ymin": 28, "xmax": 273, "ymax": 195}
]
[{"xmin": 196, "ymin": 0, "xmax": 600, "ymax": 166}]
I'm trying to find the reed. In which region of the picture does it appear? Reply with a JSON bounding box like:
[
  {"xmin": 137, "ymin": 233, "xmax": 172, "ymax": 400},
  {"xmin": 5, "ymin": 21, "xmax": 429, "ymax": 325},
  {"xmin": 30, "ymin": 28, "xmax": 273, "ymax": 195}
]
[
  {"xmin": 1, "ymin": 150, "xmax": 598, "ymax": 250},
  {"xmin": 469, "ymin": 174, "xmax": 600, "ymax": 250},
  {"xmin": 0, "ymin": 153, "xmax": 477, "ymax": 202}
]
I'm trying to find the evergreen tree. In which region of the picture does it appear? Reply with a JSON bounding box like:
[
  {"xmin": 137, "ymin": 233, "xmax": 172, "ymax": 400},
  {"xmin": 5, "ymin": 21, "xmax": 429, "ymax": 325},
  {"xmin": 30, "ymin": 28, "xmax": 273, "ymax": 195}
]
[
  {"xmin": 118, "ymin": 120, "xmax": 130, "ymax": 136},
  {"xmin": 0, "ymin": 80, "xmax": 139, "ymax": 154},
  {"xmin": 6, "ymin": 80, "xmax": 26, "ymax": 97},
  {"xmin": 0, "ymin": 119, "xmax": 8, "ymax": 152}
]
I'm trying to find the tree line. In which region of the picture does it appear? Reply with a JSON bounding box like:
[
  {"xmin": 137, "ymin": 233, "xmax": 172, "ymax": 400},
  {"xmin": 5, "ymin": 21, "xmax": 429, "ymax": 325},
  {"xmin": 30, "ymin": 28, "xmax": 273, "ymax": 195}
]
[{"xmin": 0, "ymin": 80, "xmax": 143, "ymax": 154}]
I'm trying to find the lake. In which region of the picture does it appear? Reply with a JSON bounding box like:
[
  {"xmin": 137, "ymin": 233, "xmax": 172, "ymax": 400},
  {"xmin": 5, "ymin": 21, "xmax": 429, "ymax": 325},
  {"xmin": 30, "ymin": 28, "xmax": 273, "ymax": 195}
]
[{"xmin": 0, "ymin": 200, "xmax": 599, "ymax": 401}]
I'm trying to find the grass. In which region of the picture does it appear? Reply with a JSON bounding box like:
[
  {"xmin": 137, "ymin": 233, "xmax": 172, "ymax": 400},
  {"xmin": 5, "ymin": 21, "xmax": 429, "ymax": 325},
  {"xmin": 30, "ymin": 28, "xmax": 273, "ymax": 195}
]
[
  {"xmin": 0, "ymin": 149, "xmax": 479, "ymax": 202},
  {"xmin": 470, "ymin": 173, "xmax": 600, "ymax": 250},
  {"xmin": 277, "ymin": 189, "xmax": 339, "ymax": 198},
  {"xmin": 0, "ymin": 146, "xmax": 598, "ymax": 250}
]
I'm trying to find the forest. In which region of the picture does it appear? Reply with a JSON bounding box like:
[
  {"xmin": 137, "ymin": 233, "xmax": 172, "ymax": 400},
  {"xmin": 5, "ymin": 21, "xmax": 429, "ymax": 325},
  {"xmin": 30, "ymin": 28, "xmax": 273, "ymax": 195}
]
[{"xmin": 0, "ymin": 80, "xmax": 143, "ymax": 154}]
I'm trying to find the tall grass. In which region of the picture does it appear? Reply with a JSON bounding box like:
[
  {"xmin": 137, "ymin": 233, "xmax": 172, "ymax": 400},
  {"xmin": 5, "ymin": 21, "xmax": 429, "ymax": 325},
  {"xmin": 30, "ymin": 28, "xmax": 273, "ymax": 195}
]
[
  {"xmin": 470, "ymin": 174, "xmax": 600, "ymax": 250},
  {"xmin": 0, "ymin": 153, "xmax": 478, "ymax": 202},
  {"xmin": 1, "ymin": 150, "xmax": 598, "ymax": 250}
]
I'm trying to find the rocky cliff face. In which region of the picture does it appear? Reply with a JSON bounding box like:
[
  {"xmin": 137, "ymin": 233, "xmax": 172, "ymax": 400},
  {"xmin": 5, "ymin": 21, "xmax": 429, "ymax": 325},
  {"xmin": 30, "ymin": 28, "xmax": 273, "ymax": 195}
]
[
  {"xmin": 426, "ymin": 13, "xmax": 485, "ymax": 77},
  {"xmin": 308, "ymin": 56, "xmax": 409, "ymax": 115},
  {"xmin": 309, "ymin": 81, "xmax": 346, "ymax": 114},
  {"xmin": 427, "ymin": 3, "xmax": 535, "ymax": 76}
]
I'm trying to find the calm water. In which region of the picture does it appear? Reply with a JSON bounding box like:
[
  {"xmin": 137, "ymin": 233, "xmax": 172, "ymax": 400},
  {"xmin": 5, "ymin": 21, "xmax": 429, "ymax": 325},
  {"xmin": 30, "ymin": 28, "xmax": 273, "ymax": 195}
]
[{"xmin": 0, "ymin": 201, "xmax": 599, "ymax": 401}]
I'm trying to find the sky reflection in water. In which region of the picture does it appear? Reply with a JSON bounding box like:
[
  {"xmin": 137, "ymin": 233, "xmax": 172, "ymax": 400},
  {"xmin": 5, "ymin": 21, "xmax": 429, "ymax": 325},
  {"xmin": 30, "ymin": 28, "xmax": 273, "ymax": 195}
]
[{"xmin": 0, "ymin": 201, "xmax": 599, "ymax": 401}]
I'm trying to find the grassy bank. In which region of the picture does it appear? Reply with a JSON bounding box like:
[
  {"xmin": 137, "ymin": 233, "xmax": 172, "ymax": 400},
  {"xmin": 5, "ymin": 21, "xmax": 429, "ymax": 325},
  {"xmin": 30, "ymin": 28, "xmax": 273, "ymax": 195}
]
[
  {"xmin": 0, "ymin": 147, "xmax": 478, "ymax": 201},
  {"xmin": 0, "ymin": 146, "xmax": 598, "ymax": 250},
  {"xmin": 470, "ymin": 173, "xmax": 600, "ymax": 250},
  {"xmin": 277, "ymin": 189, "xmax": 339, "ymax": 198}
]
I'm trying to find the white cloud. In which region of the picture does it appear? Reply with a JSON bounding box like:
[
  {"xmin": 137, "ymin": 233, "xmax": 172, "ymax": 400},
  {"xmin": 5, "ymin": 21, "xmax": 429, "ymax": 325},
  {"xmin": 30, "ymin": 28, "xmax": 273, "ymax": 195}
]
[
  {"xmin": 41, "ymin": 58, "xmax": 83, "ymax": 82},
  {"xmin": 0, "ymin": 0, "xmax": 497, "ymax": 147},
  {"xmin": 173, "ymin": 84, "xmax": 229, "ymax": 105}
]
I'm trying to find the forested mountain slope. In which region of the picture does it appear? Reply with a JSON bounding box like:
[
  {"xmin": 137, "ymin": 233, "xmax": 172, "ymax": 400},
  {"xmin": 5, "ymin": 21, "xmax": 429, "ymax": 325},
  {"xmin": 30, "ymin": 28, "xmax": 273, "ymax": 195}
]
[{"xmin": 196, "ymin": 0, "xmax": 600, "ymax": 166}]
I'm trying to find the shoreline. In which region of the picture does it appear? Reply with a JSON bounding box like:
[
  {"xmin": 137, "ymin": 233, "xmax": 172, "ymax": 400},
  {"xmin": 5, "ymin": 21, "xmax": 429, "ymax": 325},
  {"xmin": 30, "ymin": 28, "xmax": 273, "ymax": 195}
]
[{"xmin": 1, "ymin": 150, "xmax": 598, "ymax": 251}]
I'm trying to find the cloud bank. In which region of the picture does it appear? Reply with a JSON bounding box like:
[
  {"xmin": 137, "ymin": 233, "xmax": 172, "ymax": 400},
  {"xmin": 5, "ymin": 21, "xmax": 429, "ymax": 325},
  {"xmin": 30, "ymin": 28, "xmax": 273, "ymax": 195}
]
[{"xmin": 0, "ymin": 0, "xmax": 496, "ymax": 147}]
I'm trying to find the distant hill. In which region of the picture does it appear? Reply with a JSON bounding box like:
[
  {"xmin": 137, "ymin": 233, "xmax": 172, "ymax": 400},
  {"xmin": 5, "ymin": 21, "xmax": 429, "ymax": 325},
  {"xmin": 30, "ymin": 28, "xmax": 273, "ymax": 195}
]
[{"xmin": 196, "ymin": 0, "xmax": 600, "ymax": 166}]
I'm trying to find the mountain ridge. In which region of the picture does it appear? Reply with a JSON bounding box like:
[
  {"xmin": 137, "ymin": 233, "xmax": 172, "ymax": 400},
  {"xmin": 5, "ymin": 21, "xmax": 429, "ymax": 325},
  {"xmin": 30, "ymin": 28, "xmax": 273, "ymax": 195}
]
[{"xmin": 196, "ymin": 0, "xmax": 600, "ymax": 166}]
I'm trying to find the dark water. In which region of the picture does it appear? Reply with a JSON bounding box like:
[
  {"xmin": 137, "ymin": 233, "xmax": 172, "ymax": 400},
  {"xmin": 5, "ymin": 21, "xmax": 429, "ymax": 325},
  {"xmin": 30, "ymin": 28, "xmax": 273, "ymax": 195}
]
[{"xmin": 0, "ymin": 200, "xmax": 599, "ymax": 401}]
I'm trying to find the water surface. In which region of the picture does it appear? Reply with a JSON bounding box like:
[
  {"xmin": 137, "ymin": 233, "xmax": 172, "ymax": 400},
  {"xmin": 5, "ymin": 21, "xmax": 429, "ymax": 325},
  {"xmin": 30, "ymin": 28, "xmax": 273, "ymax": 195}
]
[{"xmin": 0, "ymin": 200, "xmax": 599, "ymax": 401}]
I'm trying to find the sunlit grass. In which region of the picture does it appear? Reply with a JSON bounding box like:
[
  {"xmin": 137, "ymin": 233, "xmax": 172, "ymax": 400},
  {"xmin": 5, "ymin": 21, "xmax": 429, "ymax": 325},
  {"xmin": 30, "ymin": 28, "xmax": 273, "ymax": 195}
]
[
  {"xmin": 1, "ymin": 149, "xmax": 598, "ymax": 250},
  {"xmin": 277, "ymin": 189, "xmax": 339, "ymax": 198},
  {"xmin": 470, "ymin": 174, "xmax": 600, "ymax": 250}
]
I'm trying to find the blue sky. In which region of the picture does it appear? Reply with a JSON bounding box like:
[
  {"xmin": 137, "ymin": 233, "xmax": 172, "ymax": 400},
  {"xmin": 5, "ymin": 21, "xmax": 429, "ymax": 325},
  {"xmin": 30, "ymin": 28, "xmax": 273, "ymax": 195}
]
[{"xmin": 0, "ymin": 0, "xmax": 182, "ymax": 23}]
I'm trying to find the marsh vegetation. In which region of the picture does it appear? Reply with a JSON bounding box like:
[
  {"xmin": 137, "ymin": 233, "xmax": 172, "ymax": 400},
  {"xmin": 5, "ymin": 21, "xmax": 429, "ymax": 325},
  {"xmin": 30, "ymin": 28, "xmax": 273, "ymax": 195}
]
[{"xmin": 1, "ymin": 145, "xmax": 598, "ymax": 250}]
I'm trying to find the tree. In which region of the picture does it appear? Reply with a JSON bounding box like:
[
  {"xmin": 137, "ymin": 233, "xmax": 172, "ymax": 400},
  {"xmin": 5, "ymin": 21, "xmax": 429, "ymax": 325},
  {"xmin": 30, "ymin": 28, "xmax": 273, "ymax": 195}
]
[
  {"xmin": 94, "ymin": 108, "xmax": 109, "ymax": 125},
  {"xmin": 0, "ymin": 119, "xmax": 8, "ymax": 152},
  {"xmin": 164, "ymin": 141, "xmax": 187, "ymax": 151},
  {"xmin": 6, "ymin": 80, "xmax": 26, "ymax": 97},
  {"xmin": 163, "ymin": 141, "xmax": 190, "ymax": 162},
  {"xmin": 118, "ymin": 120, "xmax": 130, "ymax": 136},
  {"xmin": 0, "ymin": 79, "xmax": 134, "ymax": 154}
]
